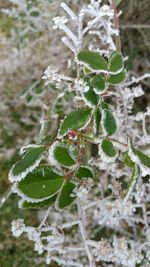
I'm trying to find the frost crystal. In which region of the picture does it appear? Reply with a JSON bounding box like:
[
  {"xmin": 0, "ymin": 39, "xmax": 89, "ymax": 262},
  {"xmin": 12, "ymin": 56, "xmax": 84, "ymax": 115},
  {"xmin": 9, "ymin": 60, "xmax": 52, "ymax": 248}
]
[{"xmin": 42, "ymin": 66, "xmax": 59, "ymax": 85}]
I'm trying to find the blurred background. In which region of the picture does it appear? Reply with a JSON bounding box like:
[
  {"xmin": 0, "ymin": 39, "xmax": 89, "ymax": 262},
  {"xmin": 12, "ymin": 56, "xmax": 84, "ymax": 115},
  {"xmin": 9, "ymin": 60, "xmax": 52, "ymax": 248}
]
[{"xmin": 0, "ymin": 0, "xmax": 150, "ymax": 266}]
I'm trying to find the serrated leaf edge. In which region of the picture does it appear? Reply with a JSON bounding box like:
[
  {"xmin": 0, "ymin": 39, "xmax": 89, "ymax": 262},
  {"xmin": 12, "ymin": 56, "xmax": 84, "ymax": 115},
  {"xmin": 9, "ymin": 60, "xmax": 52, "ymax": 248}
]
[
  {"xmin": 54, "ymin": 181, "xmax": 76, "ymax": 211},
  {"xmin": 58, "ymin": 110, "xmax": 92, "ymax": 139},
  {"xmin": 99, "ymin": 140, "xmax": 118, "ymax": 162},
  {"xmin": 101, "ymin": 109, "xmax": 117, "ymax": 136},
  {"xmin": 128, "ymin": 139, "xmax": 150, "ymax": 177},
  {"xmin": 75, "ymin": 165, "xmax": 94, "ymax": 178},
  {"xmin": 49, "ymin": 141, "xmax": 77, "ymax": 169},
  {"xmin": 9, "ymin": 153, "xmax": 43, "ymax": 183}
]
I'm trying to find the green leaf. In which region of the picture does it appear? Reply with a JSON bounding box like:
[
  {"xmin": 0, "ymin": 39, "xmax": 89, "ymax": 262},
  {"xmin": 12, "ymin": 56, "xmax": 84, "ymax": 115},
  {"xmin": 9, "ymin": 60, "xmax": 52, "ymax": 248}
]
[
  {"xmin": 128, "ymin": 139, "xmax": 150, "ymax": 176},
  {"xmin": 130, "ymin": 140, "xmax": 150, "ymax": 164},
  {"xmin": 58, "ymin": 108, "xmax": 92, "ymax": 138},
  {"xmin": 108, "ymin": 51, "xmax": 124, "ymax": 74},
  {"xmin": 52, "ymin": 142, "xmax": 77, "ymax": 168},
  {"xmin": 102, "ymin": 109, "xmax": 117, "ymax": 136},
  {"xmin": 83, "ymin": 87, "xmax": 99, "ymax": 107},
  {"xmin": 93, "ymin": 107, "xmax": 101, "ymax": 135},
  {"xmin": 122, "ymin": 151, "xmax": 135, "ymax": 168},
  {"xmin": 127, "ymin": 164, "xmax": 140, "ymax": 190},
  {"xmin": 108, "ymin": 70, "xmax": 126, "ymax": 85},
  {"xmin": 75, "ymin": 166, "xmax": 94, "ymax": 179},
  {"xmin": 30, "ymin": 10, "xmax": 40, "ymax": 17},
  {"xmin": 132, "ymin": 148, "xmax": 150, "ymax": 168},
  {"xmin": 57, "ymin": 181, "xmax": 75, "ymax": 210},
  {"xmin": 101, "ymin": 101, "xmax": 109, "ymax": 110},
  {"xmin": 92, "ymin": 75, "xmax": 105, "ymax": 93},
  {"xmin": 16, "ymin": 166, "xmax": 64, "ymax": 201},
  {"xmin": 77, "ymin": 51, "xmax": 107, "ymax": 71},
  {"xmin": 101, "ymin": 139, "xmax": 117, "ymax": 157},
  {"xmin": 20, "ymin": 195, "xmax": 56, "ymax": 209},
  {"xmin": 124, "ymin": 164, "xmax": 140, "ymax": 200},
  {"xmin": 9, "ymin": 146, "xmax": 46, "ymax": 182}
]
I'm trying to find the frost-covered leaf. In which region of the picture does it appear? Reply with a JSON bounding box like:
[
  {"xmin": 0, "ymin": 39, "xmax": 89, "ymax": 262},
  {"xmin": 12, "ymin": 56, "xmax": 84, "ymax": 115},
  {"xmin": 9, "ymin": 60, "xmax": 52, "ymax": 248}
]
[
  {"xmin": 49, "ymin": 142, "xmax": 77, "ymax": 168},
  {"xmin": 102, "ymin": 109, "xmax": 117, "ymax": 136},
  {"xmin": 75, "ymin": 166, "xmax": 94, "ymax": 179},
  {"xmin": 124, "ymin": 164, "xmax": 140, "ymax": 201},
  {"xmin": 108, "ymin": 51, "xmax": 124, "ymax": 74},
  {"xmin": 122, "ymin": 151, "xmax": 135, "ymax": 168},
  {"xmin": 16, "ymin": 166, "xmax": 64, "ymax": 201},
  {"xmin": 127, "ymin": 164, "xmax": 140, "ymax": 191},
  {"xmin": 101, "ymin": 139, "xmax": 117, "ymax": 157},
  {"xmin": 9, "ymin": 146, "xmax": 46, "ymax": 182},
  {"xmin": 56, "ymin": 181, "xmax": 75, "ymax": 210},
  {"xmin": 77, "ymin": 51, "xmax": 107, "ymax": 71},
  {"xmin": 93, "ymin": 107, "xmax": 101, "ymax": 135},
  {"xmin": 129, "ymin": 139, "xmax": 150, "ymax": 176},
  {"xmin": 58, "ymin": 108, "xmax": 92, "ymax": 138},
  {"xmin": 108, "ymin": 70, "xmax": 126, "ymax": 85},
  {"xmin": 82, "ymin": 87, "xmax": 99, "ymax": 107},
  {"xmin": 20, "ymin": 195, "xmax": 56, "ymax": 209},
  {"xmin": 92, "ymin": 75, "xmax": 105, "ymax": 93}
]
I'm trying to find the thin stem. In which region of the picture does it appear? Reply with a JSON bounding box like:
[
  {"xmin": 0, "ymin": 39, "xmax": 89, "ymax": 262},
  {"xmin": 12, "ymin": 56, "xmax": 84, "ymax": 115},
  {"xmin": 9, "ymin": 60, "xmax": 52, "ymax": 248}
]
[
  {"xmin": 77, "ymin": 199, "xmax": 96, "ymax": 267},
  {"xmin": 109, "ymin": 0, "xmax": 122, "ymax": 52},
  {"xmin": 38, "ymin": 206, "xmax": 52, "ymax": 228},
  {"xmin": 0, "ymin": 186, "xmax": 12, "ymax": 208},
  {"xmin": 80, "ymin": 132, "xmax": 128, "ymax": 148}
]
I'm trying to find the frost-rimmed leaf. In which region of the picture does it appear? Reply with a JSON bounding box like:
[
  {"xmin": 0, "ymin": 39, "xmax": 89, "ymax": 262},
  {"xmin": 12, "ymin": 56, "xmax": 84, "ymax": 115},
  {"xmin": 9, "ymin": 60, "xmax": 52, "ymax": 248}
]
[
  {"xmin": 128, "ymin": 139, "xmax": 150, "ymax": 176},
  {"xmin": 92, "ymin": 75, "xmax": 106, "ymax": 94},
  {"xmin": 82, "ymin": 87, "xmax": 99, "ymax": 108},
  {"xmin": 101, "ymin": 139, "xmax": 117, "ymax": 157},
  {"xmin": 14, "ymin": 165, "xmax": 64, "ymax": 202},
  {"xmin": 20, "ymin": 144, "xmax": 44, "ymax": 155},
  {"xmin": 19, "ymin": 195, "xmax": 56, "ymax": 209},
  {"xmin": 55, "ymin": 181, "xmax": 76, "ymax": 210},
  {"xmin": 102, "ymin": 109, "xmax": 117, "ymax": 136},
  {"xmin": 77, "ymin": 51, "xmax": 107, "ymax": 72},
  {"xmin": 122, "ymin": 151, "xmax": 135, "ymax": 168},
  {"xmin": 9, "ymin": 146, "xmax": 46, "ymax": 182},
  {"xmin": 58, "ymin": 108, "xmax": 92, "ymax": 138},
  {"xmin": 93, "ymin": 107, "xmax": 101, "ymax": 135},
  {"xmin": 49, "ymin": 141, "xmax": 77, "ymax": 168},
  {"xmin": 124, "ymin": 164, "xmax": 140, "ymax": 203},
  {"xmin": 108, "ymin": 51, "xmax": 124, "ymax": 74},
  {"xmin": 75, "ymin": 166, "xmax": 94, "ymax": 179},
  {"xmin": 108, "ymin": 70, "xmax": 126, "ymax": 85}
]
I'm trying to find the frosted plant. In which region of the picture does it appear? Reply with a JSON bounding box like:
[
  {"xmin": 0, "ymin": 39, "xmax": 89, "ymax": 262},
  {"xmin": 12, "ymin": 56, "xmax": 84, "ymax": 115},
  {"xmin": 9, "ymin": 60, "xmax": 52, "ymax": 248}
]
[{"xmin": 4, "ymin": 0, "xmax": 150, "ymax": 266}]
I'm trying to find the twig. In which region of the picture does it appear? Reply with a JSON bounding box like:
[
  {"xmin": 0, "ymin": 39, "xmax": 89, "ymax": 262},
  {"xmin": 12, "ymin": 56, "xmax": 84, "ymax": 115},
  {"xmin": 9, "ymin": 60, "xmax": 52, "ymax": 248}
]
[
  {"xmin": 0, "ymin": 186, "xmax": 12, "ymax": 208},
  {"xmin": 77, "ymin": 199, "xmax": 96, "ymax": 267},
  {"xmin": 120, "ymin": 24, "xmax": 150, "ymax": 29},
  {"xmin": 109, "ymin": 0, "xmax": 122, "ymax": 52}
]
